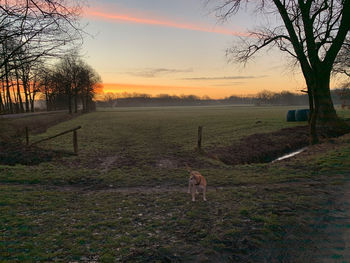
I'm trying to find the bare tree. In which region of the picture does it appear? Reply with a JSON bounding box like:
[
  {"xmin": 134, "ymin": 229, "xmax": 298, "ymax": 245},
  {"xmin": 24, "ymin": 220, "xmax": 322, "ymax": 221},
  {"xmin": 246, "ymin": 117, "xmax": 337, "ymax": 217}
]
[
  {"xmin": 0, "ymin": 0, "xmax": 84, "ymax": 114},
  {"xmin": 333, "ymin": 38, "xmax": 350, "ymax": 77},
  {"xmin": 209, "ymin": 0, "xmax": 350, "ymax": 143},
  {"xmin": 0, "ymin": 0, "xmax": 83, "ymax": 76},
  {"xmin": 77, "ymin": 62, "xmax": 102, "ymax": 112},
  {"xmin": 41, "ymin": 55, "xmax": 101, "ymax": 113}
]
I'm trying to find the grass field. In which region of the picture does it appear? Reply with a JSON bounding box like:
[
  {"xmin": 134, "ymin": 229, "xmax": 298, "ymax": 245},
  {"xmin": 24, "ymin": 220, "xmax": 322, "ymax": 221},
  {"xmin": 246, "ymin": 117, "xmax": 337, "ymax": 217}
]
[{"xmin": 1, "ymin": 106, "xmax": 350, "ymax": 262}]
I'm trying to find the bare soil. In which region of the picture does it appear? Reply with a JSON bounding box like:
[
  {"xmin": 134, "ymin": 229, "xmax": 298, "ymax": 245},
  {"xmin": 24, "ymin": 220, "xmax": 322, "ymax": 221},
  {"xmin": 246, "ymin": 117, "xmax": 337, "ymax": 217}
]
[
  {"xmin": 209, "ymin": 125, "xmax": 310, "ymax": 165},
  {"xmin": 0, "ymin": 140, "xmax": 73, "ymax": 166},
  {"xmin": 0, "ymin": 125, "xmax": 312, "ymax": 166},
  {"xmin": 0, "ymin": 123, "xmax": 346, "ymax": 168}
]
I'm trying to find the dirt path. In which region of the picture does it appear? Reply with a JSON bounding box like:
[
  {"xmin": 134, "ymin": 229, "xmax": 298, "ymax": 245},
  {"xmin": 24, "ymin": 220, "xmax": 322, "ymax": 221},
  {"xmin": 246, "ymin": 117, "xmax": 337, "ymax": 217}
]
[
  {"xmin": 314, "ymin": 181, "xmax": 350, "ymax": 262},
  {"xmin": 0, "ymin": 180, "xmax": 325, "ymax": 194},
  {"xmin": 0, "ymin": 110, "xmax": 68, "ymax": 119}
]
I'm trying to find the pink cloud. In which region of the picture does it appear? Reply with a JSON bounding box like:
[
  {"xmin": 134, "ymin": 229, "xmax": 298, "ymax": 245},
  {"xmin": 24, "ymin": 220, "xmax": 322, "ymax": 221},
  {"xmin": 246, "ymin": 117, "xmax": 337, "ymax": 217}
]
[{"xmin": 84, "ymin": 9, "xmax": 249, "ymax": 37}]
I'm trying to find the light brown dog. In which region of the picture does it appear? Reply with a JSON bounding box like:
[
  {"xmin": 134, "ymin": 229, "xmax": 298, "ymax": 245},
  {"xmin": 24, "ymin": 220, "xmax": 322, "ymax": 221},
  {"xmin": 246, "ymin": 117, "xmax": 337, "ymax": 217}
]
[{"xmin": 186, "ymin": 166, "xmax": 207, "ymax": 201}]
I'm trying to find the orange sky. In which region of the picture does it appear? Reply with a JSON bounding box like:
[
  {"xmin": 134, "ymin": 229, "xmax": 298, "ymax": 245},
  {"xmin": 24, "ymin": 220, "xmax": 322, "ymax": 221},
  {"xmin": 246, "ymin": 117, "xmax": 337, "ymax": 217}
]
[
  {"xmin": 101, "ymin": 77, "xmax": 307, "ymax": 99},
  {"xmin": 82, "ymin": 1, "xmax": 319, "ymax": 99},
  {"xmin": 85, "ymin": 10, "xmax": 249, "ymax": 37},
  {"xmin": 101, "ymin": 83, "xmax": 240, "ymax": 98}
]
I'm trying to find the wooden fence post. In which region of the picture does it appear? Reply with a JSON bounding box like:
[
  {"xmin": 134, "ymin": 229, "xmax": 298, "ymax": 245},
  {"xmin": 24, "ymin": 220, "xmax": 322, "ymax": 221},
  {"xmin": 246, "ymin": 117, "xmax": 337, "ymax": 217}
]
[
  {"xmin": 30, "ymin": 126, "xmax": 81, "ymax": 155},
  {"xmin": 197, "ymin": 126, "xmax": 203, "ymax": 150},
  {"xmin": 25, "ymin": 127, "xmax": 29, "ymax": 146},
  {"xmin": 73, "ymin": 130, "xmax": 78, "ymax": 154}
]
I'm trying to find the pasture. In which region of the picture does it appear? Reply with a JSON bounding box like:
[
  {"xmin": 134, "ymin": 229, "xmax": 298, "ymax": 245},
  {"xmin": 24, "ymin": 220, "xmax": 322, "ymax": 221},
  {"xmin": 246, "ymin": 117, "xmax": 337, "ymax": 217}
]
[{"xmin": 1, "ymin": 106, "xmax": 350, "ymax": 262}]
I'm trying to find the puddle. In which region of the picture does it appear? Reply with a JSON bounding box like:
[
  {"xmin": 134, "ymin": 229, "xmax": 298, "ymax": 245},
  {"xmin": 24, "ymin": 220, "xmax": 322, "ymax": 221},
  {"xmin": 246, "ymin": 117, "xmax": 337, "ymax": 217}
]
[{"xmin": 273, "ymin": 147, "xmax": 307, "ymax": 162}]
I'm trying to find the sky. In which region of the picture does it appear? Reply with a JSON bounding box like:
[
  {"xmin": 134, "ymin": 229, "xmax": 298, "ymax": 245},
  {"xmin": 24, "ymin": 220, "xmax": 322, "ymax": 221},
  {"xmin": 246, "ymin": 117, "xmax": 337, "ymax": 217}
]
[{"xmin": 81, "ymin": 0, "xmax": 308, "ymax": 99}]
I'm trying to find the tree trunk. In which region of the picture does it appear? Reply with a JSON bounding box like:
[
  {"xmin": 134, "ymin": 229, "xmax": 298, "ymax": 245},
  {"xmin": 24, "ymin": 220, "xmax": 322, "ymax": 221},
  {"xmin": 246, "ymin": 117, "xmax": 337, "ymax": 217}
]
[
  {"xmin": 45, "ymin": 88, "xmax": 50, "ymax": 111},
  {"xmin": 74, "ymin": 87, "xmax": 78, "ymax": 113},
  {"xmin": 29, "ymin": 78, "xmax": 37, "ymax": 112},
  {"xmin": 68, "ymin": 94, "xmax": 72, "ymax": 114},
  {"xmin": 81, "ymin": 93, "xmax": 86, "ymax": 112},
  {"xmin": 16, "ymin": 78, "xmax": 24, "ymax": 113},
  {"xmin": 14, "ymin": 64, "xmax": 24, "ymax": 113},
  {"xmin": 313, "ymin": 75, "xmax": 349, "ymax": 137},
  {"xmin": 22, "ymin": 76, "xmax": 30, "ymax": 113},
  {"xmin": 309, "ymin": 87, "xmax": 319, "ymax": 145},
  {"xmin": 11, "ymin": 81, "xmax": 20, "ymax": 113},
  {"xmin": 5, "ymin": 67, "xmax": 13, "ymax": 114},
  {"xmin": 1, "ymin": 78, "xmax": 7, "ymax": 112},
  {"xmin": 0, "ymin": 87, "xmax": 4, "ymax": 113}
]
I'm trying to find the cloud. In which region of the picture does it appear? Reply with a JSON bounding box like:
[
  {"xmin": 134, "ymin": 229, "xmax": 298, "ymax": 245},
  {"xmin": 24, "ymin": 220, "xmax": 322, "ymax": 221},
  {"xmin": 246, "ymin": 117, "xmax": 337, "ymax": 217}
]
[
  {"xmin": 84, "ymin": 9, "xmax": 249, "ymax": 36},
  {"xmin": 182, "ymin": 75, "xmax": 268, "ymax": 81},
  {"xmin": 210, "ymin": 82, "xmax": 245, "ymax": 86},
  {"xmin": 126, "ymin": 68, "xmax": 193, "ymax": 78}
]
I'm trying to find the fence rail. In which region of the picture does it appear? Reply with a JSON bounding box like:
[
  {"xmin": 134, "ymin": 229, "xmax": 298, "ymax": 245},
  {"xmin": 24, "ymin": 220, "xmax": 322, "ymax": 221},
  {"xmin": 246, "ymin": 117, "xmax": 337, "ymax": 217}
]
[{"xmin": 28, "ymin": 126, "xmax": 82, "ymax": 154}]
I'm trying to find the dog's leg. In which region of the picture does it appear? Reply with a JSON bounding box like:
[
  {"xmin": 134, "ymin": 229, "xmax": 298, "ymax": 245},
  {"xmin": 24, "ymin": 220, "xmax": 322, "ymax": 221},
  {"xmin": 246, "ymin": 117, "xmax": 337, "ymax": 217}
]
[
  {"xmin": 192, "ymin": 184, "xmax": 196, "ymax": 201},
  {"xmin": 196, "ymin": 185, "xmax": 199, "ymax": 194},
  {"xmin": 203, "ymin": 186, "xmax": 207, "ymax": 201},
  {"xmin": 187, "ymin": 180, "xmax": 191, "ymax": 194}
]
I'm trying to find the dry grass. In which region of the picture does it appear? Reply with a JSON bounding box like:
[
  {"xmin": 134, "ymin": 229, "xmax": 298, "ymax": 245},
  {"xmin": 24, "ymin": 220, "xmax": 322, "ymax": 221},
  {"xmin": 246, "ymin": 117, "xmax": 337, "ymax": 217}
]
[{"xmin": 1, "ymin": 106, "xmax": 350, "ymax": 262}]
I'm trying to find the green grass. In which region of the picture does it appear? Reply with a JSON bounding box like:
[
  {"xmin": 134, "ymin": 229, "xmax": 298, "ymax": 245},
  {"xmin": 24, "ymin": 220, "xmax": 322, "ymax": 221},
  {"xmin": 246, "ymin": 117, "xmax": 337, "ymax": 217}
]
[
  {"xmin": 1, "ymin": 105, "xmax": 350, "ymax": 262},
  {"xmin": 1, "ymin": 106, "xmax": 305, "ymax": 186}
]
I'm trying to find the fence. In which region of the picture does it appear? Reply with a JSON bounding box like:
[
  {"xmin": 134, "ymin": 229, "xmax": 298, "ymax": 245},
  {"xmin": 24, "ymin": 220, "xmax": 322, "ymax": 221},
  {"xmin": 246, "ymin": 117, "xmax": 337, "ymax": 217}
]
[{"xmin": 27, "ymin": 126, "xmax": 82, "ymax": 154}]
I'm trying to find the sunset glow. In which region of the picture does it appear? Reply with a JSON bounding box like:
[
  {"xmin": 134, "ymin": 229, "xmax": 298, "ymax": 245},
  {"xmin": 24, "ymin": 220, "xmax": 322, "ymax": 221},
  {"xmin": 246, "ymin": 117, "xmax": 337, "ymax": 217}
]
[
  {"xmin": 101, "ymin": 82, "xmax": 272, "ymax": 99},
  {"xmin": 85, "ymin": 10, "xmax": 248, "ymax": 37},
  {"xmin": 80, "ymin": 0, "xmax": 307, "ymax": 98}
]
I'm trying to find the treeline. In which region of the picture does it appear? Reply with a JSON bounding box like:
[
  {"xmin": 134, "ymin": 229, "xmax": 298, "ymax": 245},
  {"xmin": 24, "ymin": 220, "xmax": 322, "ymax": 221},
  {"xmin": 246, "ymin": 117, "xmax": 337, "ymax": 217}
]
[
  {"xmin": 335, "ymin": 81, "xmax": 350, "ymax": 108},
  {"xmin": 0, "ymin": 0, "xmax": 101, "ymax": 115},
  {"xmin": 97, "ymin": 89, "xmax": 348, "ymax": 107},
  {"xmin": 96, "ymin": 90, "xmax": 307, "ymax": 107},
  {"xmin": 41, "ymin": 55, "xmax": 101, "ymax": 113},
  {"xmin": 0, "ymin": 53, "xmax": 101, "ymax": 114}
]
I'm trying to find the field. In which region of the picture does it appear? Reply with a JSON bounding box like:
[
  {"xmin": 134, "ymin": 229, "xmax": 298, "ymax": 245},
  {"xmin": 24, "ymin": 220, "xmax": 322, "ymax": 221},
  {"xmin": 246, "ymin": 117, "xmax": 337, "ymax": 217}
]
[{"xmin": 1, "ymin": 106, "xmax": 350, "ymax": 262}]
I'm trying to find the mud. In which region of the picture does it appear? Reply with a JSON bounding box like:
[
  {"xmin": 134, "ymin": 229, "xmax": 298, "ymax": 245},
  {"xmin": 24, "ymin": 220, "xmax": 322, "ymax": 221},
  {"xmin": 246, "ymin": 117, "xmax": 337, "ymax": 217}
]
[
  {"xmin": 0, "ymin": 140, "xmax": 72, "ymax": 166},
  {"xmin": 209, "ymin": 125, "xmax": 310, "ymax": 165}
]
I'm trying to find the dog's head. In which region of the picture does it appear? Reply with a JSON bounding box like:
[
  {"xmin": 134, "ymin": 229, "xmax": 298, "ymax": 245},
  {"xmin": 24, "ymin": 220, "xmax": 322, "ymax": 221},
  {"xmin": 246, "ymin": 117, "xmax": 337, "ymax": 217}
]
[{"xmin": 189, "ymin": 174, "xmax": 197, "ymax": 183}]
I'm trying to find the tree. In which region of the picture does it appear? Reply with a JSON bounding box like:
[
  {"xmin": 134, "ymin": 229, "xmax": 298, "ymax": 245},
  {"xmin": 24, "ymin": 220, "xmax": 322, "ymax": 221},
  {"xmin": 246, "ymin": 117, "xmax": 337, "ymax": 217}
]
[
  {"xmin": 0, "ymin": 0, "xmax": 84, "ymax": 114},
  {"xmin": 41, "ymin": 55, "xmax": 101, "ymax": 113},
  {"xmin": 0, "ymin": 0, "xmax": 83, "ymax": 76},
  {"xmin": 336, "ymin": 81, "xmax": 350, "ymax": 108},
  {"xmin": 76, "ymin": 61, "xmax": 102, "ymax": 112},
  {"xmin": 210, "ymin": 0, "xmax": 350, "ymax": 143},
  {"xmin": 103, "ymin": 92, "xmax": 117, "ymax": 107},
  {"xmin": 333, "ymin": 37, "xmax": 350, "ymax": 77},
  {"xmin": 256, "ymin": 90, "xmax": 275, "ymax": 105}
]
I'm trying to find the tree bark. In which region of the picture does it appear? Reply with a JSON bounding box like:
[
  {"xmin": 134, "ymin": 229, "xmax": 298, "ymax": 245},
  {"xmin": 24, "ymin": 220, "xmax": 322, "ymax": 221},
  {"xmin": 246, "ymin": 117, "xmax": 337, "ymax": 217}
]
[
  {"xmin": 22, "ymin": 73, "xmax": 30, "ymax": 113},
  {"xmin": 68, "ymin": 93, "xmax": 72, "ymax": 114},
  {"xmin": 74, "ymin": 86, "xmax": 78, "ymax": 113},
  {"xmin": 15, "ymin": 69, "xmax": 24, "ymax": 113},
  {"xmin": 5, "ymin": 64, "xmax": 13, "ymax": 114},
  {"xmin": 312, "ymin": 74, "xmax": 349, "ymax": 137}
]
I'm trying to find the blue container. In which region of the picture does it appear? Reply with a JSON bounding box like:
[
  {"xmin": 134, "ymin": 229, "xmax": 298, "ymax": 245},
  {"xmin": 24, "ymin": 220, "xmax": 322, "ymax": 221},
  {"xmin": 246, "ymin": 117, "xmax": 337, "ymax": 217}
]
[
  {"xmin": 295, "ymin": 109, "xmax": 310, "ymax": 122},
  {"xmin": 286, "ymin": 110, "xmax": 296, "ymax": 122}
]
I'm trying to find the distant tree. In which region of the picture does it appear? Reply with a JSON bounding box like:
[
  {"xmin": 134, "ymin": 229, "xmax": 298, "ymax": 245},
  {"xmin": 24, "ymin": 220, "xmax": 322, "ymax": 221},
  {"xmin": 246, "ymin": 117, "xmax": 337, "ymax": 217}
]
[
  {"xmin": 333, "ymin": 38, "xmax": 350, "ymax": 77},
  {"xmin": 78, "ymin": 62, "xmax": 102, "ymax": 112},
  {"xmin": 210, "ymin": 0, "xmax": 350, "ymax": 143},
  {"xmin": 103, "ymin": 92, "xmax": 117, "ymax": 107},
  {"xmin": 336, "ymin": 81, "xmax": 350, "ymax": 108},
  {"xmin": 256, "ymin": 90, "xmax": 275, "ymax": 105},
  {"xmin": 43, "ymin": 55, "xmax": 101, "ymax": 113}
]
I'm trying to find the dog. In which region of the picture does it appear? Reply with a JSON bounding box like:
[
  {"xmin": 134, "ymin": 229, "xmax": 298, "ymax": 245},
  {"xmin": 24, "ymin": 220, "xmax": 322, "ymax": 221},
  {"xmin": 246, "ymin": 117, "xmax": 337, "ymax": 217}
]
[{"xmin": 186, "ymin": 165, "xmax": 207, "ymax": 201}]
